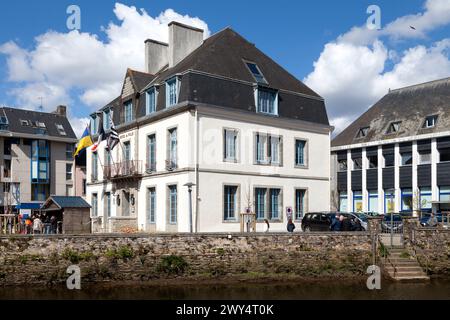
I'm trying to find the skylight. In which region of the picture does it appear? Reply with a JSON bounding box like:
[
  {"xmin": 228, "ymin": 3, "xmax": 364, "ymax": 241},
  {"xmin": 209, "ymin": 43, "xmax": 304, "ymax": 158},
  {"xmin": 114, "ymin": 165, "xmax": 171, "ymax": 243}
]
[
  {"xmin": 245, "ymin": 62, "xmax": 268, "ymax": 84},
  {"xmin": 387, "ymin": 121, "xmax": 402, "ymax": 134},
  {"xmin": 56, "ymin": 124, "xmax": 67, "ymax": 136},
  {"xmin": 423, "ymin": 115, "xmax": 438, "ymax": 129},
  {"xmin": 356, "ymin": 127, "xmax": 369, "ymax": 138}
]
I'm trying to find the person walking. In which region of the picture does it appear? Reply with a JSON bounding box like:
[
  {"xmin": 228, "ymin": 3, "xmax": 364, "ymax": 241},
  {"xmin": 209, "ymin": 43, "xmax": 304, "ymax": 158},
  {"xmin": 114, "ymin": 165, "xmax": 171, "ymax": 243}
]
[
  {"xmin": 287, "ymin": 219, "xmax": 296, "ymax": 233},
  {"xmin": 50, "ymin": 215, "xmax": 57, "ymax": 234},
  {"xmin": 330, "ymin": 214, "xmax": 342, "ymax": 231},
  {"xmin": 427, "ymin": 213, "xmax": 438, "ymax": 227},
  {"xmin": 263, "ymin": 219, "xmax": 270, "ymax": 233},
  {"xmin": 341, "ymin": 216, "xmax": 353, "ymax": 232},
  {"xmin": 32, "ymin": 216, "xmax": 43, "ymax": 235}
]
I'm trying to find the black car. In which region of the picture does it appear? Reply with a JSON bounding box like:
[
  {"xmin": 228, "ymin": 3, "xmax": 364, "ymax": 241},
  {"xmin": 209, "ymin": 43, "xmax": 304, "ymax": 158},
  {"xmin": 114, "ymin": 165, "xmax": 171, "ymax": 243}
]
[{"xmin": 301, "ymin": 212, "xmax": 335, "ymax": 232}]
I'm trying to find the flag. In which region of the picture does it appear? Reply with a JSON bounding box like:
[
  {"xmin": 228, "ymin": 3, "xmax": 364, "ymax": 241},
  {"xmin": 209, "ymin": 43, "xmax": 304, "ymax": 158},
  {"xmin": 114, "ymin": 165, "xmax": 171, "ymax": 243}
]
[
  {"xmin": 74, "ymin": 127, "xmax": 93, "ymax": 157},
  {"xmin": 91, "ymin": 113, "xmax": 106, "ymax": 152},
  {"xmin": 107, "ymin": 111, "xmax": 120, "ymax": 151}
]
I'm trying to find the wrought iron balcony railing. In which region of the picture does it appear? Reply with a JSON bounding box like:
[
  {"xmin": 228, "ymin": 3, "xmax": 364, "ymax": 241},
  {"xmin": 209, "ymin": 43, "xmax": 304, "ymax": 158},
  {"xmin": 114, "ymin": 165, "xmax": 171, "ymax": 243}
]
[{"xmin": 103, "ymin": 160, "xmax": 143, "ymax": 179}]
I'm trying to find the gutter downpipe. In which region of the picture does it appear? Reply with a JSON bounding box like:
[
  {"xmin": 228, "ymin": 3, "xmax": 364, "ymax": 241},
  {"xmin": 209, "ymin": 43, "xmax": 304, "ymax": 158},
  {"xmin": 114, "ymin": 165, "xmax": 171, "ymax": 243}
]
[{"xmin": 195, "ymin": 108, "xmax": 199, "ymax": 233}]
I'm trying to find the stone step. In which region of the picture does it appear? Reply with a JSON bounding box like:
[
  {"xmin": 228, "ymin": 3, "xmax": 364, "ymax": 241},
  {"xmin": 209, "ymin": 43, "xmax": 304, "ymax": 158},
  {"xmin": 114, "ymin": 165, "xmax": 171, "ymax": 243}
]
[
  {"xmin": 392, "ymin": 275, "xmax": 430, "ymax": 281},
  {"xmin": 388, "ymin": 259, "xmax": 420, "ymax": 265},
  {"xmin": 385, "ymin": 266, "xmax": 423, "ymax": 272}
]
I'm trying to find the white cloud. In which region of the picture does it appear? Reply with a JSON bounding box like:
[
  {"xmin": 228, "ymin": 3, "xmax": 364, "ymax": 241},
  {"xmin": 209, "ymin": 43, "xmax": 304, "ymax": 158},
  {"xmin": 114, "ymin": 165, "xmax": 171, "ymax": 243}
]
[
  {"xmin": 70, "ymin": 116, "xmax": 91, "ymax": 138},
  {"xmin": 305, "ymin": 0, "xmax": 450, "ymax": 135},
  {"xmin": 339, "ymin": 0, "xmax": 450, "ymax": 46},
  {"xmin": 0, "ymin": 3, "xmax": 210, "ymax": 114}
]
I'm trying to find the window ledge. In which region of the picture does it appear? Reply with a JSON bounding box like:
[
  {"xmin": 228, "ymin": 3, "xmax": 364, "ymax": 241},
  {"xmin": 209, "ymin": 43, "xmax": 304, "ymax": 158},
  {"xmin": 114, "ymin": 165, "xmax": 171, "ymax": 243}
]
[
  {"xmin": 223, "ymin": 220, "xmax": 239, "ymax": 224},
  {"xmin": 224, "ymin": 159, "xmax": 239, "ymax": 164},
  {"xmin": 295, "ymin": 165, "xmax": 308, "ymax": 170}
]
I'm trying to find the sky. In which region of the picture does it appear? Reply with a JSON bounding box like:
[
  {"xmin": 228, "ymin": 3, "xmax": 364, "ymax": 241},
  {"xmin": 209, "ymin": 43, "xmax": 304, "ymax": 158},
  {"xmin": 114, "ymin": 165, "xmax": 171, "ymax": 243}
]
[{"xmin": 0, "ymin": 0, "xmax": 449, "ymax": 137}]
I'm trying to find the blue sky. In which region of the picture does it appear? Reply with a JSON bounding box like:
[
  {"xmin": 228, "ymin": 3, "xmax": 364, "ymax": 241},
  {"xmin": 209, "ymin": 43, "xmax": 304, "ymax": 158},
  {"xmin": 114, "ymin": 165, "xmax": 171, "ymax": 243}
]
[{"xmin": 0, "ymin": 0, "xmax": 449, "ymax": 136}]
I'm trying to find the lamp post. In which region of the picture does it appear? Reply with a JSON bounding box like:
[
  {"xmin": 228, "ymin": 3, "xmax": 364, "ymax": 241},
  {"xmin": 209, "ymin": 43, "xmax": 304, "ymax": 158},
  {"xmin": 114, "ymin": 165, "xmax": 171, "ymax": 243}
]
[{"xmin": 184, "ymin": 182, "xmax": 196, "ymax": 233}]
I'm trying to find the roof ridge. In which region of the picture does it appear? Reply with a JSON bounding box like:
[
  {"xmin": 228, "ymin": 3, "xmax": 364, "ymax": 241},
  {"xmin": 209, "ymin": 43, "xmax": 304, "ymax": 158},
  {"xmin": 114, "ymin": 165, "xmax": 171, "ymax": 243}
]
[{"xmin": 390, "ymin": 76, "xmax": 450, "ymax": 94}]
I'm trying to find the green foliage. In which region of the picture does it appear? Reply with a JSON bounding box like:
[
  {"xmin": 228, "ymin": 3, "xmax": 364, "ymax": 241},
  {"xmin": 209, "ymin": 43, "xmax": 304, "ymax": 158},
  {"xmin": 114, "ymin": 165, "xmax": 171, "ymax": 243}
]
[
  {"xmin": 157, "ymin": 255, "xmax": 188, "ymax": 275},
  {"xmin": 62, "ymin": 248, "xmax": 94, "ymax": 264},
  {"xmin": 378, "ymin": 242, "xmax": 389, "ymax": 258},
  {"xmin": 400, "ymin": 252, "xmax": 411, "ymax": 259},
  {"xmin": 216, "ymin": 248, "xmax": 225, "ymax": 256},
  {"xmin": 105, "ymin": 246, "xmax": 134, "ymax": 261}
]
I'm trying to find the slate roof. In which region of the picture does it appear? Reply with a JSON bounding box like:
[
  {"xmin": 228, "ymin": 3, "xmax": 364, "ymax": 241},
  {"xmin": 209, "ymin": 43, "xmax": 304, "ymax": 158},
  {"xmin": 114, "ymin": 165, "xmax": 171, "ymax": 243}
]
[
  {"xmin": 332, "ymin": 77, "xmax": 450, "ymax": 148},
  {"xmin": 147, "ymin": 28, "xmax": 322, "ymax": 98},
  {"xmin": 43, "ymin": 196, "xmax": 91, "ymax": 209},
  {"xmin": 0, "ymin": 107, "xmax": 77, "ymax": 140},
  {"xmin": 95, "ymin": 27, "xmax": 330, "ymax": 127}
]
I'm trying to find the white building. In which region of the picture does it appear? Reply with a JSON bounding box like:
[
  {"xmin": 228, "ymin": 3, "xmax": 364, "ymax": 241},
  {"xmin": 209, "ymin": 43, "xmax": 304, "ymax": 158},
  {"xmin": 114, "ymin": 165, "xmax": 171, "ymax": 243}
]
[
  {"xmin": 331, "ymin": 78, "xmax": 450, "ymax": 215},
  {"xmin": 86, "ymin": 22, "xmax": 332, "ymax": 233}
]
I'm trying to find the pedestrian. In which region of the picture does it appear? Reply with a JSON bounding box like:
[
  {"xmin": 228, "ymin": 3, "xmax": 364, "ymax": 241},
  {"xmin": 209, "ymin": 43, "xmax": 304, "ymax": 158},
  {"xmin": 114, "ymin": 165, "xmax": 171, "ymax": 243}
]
[
  {"xmin": 330, "ymin": 214, "xmax": 342, "ymax": 231},
  {"xmin": 341, "ymin": 216, "xmax": 353, "ymax": 231},
  {"xmin": 287, "ymin": 219, "xmax": 296, "ymax": 233},
  {"xmin": 263, "ymin": 219, "xmax": 270, "ymax": 233},
  {"xmin": 33, "ymin": 216, "xmax": 43, "ymax": 234},
  {"xmin": 427, "ymin": 213, "xmax": 438, "ymax": 228},
  {"xmin": 43, "ymin": 216, "xmax": 51, "ymax": 234},
  {"xmin": 25, "ymin": 217, "xmax": 32, "ymax": 234},
  {"xmin": 50, "ymin": 216, "xmax": 58, "ymax": 234}
]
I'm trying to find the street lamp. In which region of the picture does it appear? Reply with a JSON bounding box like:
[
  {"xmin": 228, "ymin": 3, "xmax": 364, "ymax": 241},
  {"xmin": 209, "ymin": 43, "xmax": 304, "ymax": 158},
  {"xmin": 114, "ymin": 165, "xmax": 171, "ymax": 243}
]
[{"xmin": 184, "ymin": 182, "xmax": 196, "ymax": 233}]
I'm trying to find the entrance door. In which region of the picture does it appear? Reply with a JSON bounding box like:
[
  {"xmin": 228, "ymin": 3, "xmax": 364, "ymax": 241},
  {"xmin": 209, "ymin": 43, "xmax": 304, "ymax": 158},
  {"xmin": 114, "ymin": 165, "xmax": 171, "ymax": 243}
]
[{"xmin": 123, "ymin": 191, "xmax": 130, "ymax": 217}]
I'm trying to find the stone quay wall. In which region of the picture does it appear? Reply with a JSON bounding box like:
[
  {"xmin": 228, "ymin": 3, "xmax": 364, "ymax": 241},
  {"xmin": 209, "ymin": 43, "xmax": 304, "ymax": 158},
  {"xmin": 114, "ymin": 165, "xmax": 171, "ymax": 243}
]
[
  {"xmin": 402, "ymin": 218, "xmax": 450, "ymax": 276},
  {"xmin": 0, "ymin": 233, "xmax": 372, "ymax": 286}
]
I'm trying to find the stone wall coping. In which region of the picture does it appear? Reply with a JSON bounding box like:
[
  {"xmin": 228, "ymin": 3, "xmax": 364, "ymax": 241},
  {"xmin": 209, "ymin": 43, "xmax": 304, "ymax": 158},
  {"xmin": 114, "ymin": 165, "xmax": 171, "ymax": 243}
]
[
  {"xmin": 108, "ymin": 217, "xmax": 138, "ymax": 221},
  {"xmin": 0, "ymin": 232, "xmax": 371, "ymax": 240}
]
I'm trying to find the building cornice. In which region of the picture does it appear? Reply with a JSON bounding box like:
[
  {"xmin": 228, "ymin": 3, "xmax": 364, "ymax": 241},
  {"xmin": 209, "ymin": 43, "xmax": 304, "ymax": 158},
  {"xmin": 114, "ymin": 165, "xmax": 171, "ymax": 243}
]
[
  {"xmin": 0, "ymin": 131, "xmax": 77, "ymax": 143},
  {"xmin": 331, "ymin": 130, "xmax": 450, "ymax": 152}
]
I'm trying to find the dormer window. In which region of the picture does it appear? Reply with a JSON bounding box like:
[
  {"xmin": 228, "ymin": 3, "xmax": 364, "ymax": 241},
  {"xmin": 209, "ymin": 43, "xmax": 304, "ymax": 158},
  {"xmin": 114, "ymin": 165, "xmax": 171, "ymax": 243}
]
[
  {"xmin": 166, "ymin": 77, "xmax": 179, "ymax": 107},
  {"xmin": 20, "ymin": 120, "xmax": 29, "ymax": 126},
  {"xmin": 146, "ymin": 87, "xmax": 157, "ymax": 115},
  {"xmin": 103, "ymin": 109, "xmax": 111, "ymax": 130},
  {"xmin": 256, "ymin": 87, "xmax": 278, "ymax": 116},
  {"xmin": 423, "ymin": 115, "xmax": 438, "ymax": 128},
  {"xmin": 56, "ymin": 124, "xmax": 67, "ymax": 136},
  {"xmin": 356, "ymin": 127, "xmax": 369, "ymax": 139},
  {"xmin": 387, "ymin": 121, "xmax": 402, "ymax": 134},
  {"xmin": 0, "ymin": 116, "xmax": 8, "ymax": 131},
  {"xmin": 245, "ymin": 62, "xmax": 268, "ymax": 84},
  {"xmin": 91, "ymin": 115, "xmax": 98, "ymax": 135},
  {"xmin": 124, "ymin": 100, "xmax": 133, "ymax": 123}
]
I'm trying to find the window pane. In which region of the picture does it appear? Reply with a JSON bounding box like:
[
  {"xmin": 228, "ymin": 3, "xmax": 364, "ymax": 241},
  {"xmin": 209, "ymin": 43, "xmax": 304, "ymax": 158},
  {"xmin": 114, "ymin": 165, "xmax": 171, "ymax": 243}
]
[
  {"xmin": 384, "ymin": 154, "xmax": 395, "ymax": 167},
  {"xmin": 169, "ymin": 186, "xmax": 177, "ymax": 224},
  {"xmin": 295, "ymin": 190, "xmax": 305, "ymax": 220},
  {"xmin": 255, "ymin": 188, "xmax": 266, "ymax": 220},
  {"xmin": 225, "ymin": 130, "xmax": 237, "ymax": 160},
  {"xmin": 257, "ymin": 89, "xmax": 277, "ymax": 115},
  {"xmin": 420, "ymin": 188, "xmax": 432, "ymax": 210},
  {"xmin": 368, "ymin": 191, "xmax": 378, "ymax": 212},
  {"xmin": 224, "ymin": 186, "xmax": 237, "ymax": 221},
  {"xmin": 401, "ymin": 153, "xmax": 413, "ymax": 166},
  {"xmin": 339, "ymin": 192, "xmax": 348, "ymax": 212},
  {"xmin": 353, "ymin": 191, "xmax": 363, "ymax": 213},
  {"xmin": 270, "ymin": 137, "xmax": 280, "ymax": 164},
  {"xmin": 270, "ymin": 189, "xmax": 280, "ymax": 220},
  {"xmin": 401, "ymin": 189, "xmax": 413, "ymax": 211},
  {"xmin": 353, "ymin": 158, "xmax": 363, "ymax": 170},
  {"xmin": 296, "ymin": 140, "xmax": 305, "ymax": 166}
]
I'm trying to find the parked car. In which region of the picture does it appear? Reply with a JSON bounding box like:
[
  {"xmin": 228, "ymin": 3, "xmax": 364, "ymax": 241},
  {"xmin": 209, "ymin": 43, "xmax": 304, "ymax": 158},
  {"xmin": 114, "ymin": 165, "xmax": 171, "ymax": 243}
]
[
  {"xmin": 381, "ymin": 213, "xmax": 410, "ymax": 233},
  {"xmin": 301, "ymin": 212, "xmax": 367, "ymax": 232},
  {"xmin": 420, "ymin": 213, "xmax": 450, "ymax": 227},
  {"xmin": 341, "ymin": 212, "xmax": 368, "ymax": 231},
  {"xmin": 301, "ymin": 212, "xmax": 335, "ymax": 232}
]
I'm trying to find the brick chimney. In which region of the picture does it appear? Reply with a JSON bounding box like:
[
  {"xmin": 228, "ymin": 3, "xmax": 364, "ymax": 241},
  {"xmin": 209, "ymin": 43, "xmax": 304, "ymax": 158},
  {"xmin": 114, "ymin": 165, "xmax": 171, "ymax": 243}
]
[
  {"xmin": 168, "ymin": 22, "xmax": 204, "ymax": 68},
  {"xmin": 54, "ymin": 105, "xmax": 67, "ymax": 117}
]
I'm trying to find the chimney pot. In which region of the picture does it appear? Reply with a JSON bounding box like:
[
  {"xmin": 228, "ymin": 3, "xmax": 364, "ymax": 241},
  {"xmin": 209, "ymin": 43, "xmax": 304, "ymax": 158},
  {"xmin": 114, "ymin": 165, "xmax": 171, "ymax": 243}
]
[{"xmin": 55, "ymin": 105, "xmax": 67, "ymax": 117}]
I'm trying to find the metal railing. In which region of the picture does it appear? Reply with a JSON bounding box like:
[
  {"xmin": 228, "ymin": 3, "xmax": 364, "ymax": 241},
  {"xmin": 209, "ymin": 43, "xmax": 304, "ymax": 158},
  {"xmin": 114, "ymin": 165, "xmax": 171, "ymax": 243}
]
[{"xmin": 103, "ymin": 160, "xmax": 143, "ymax": 179}]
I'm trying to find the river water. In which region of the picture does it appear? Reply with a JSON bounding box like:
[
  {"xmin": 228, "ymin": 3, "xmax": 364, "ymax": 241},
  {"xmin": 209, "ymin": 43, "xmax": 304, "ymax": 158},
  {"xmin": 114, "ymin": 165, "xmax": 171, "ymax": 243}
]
[{"xmin": 1, "ymin": 279, "xmax": 449, "ymax": 300}]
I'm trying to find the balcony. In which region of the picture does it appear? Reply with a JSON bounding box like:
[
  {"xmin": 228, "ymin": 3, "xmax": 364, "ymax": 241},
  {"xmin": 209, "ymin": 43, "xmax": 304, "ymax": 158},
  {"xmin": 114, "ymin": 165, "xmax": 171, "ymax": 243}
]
[{"xmin": 103, "ymin": 161, "xmax": 143, "ymax": 180}]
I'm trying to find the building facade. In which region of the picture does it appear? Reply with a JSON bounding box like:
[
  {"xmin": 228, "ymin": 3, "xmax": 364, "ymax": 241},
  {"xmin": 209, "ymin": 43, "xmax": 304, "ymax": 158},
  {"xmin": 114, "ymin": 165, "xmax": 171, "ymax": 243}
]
[
  {"xmin": 86, "ymin": 22, "xmax": 332, "ymax": 233},
  {"xmin": 331, "ymin": 78, "xmax": 450, "ymax": 215},
  {"xmin": 0, "ymin": 106, "xmax": 78, "ymax": 213}
]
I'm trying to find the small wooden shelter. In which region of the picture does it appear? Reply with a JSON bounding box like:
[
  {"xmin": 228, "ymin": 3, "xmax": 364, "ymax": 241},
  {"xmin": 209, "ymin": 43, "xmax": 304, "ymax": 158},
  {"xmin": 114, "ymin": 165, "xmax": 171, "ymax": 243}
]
[{"xmin": 40, "ymin": 196, "xmax": 91, "ymax": 234}]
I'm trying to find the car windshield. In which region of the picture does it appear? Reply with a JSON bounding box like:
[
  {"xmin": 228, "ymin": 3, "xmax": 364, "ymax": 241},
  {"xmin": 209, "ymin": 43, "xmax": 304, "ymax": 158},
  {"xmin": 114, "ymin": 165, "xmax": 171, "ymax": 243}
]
[{"xmin": 355, "ymin": 213, "xmax": 368, "ymax": 222}]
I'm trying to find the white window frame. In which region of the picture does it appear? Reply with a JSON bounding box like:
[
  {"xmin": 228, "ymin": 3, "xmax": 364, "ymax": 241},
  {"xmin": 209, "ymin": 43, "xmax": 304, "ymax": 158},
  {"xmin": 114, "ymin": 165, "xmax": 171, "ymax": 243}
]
[
  {"xmin": 146, "ymin": 87, "xmax": 157, "ymax": 115},
  {"xmin": 165, "ymin": 77, "xmax": 180, "ymax": 108},
  {"xmin": 255, "ymin": 87, "xmax": 279, "ymax": 116}
]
